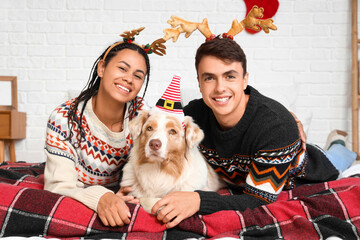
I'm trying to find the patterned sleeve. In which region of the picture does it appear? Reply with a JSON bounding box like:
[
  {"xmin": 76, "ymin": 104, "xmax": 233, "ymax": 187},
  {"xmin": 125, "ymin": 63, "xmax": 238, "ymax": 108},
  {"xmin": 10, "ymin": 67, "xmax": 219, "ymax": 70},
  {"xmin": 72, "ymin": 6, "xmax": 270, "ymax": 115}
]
[
  {"xmin": 44, "ymin": 101, "xmax": 76, "ymax": 162},
  {"xmin": 44, "ymin": 101, "xmax": 112, "ymax": 212},
  {"xmin": 196, "ymin": 139, "xmax": 303, "ymax": 215},
  {"xmin": 244, "ymin": 139, "xmax": 302, "ymax": 203}
]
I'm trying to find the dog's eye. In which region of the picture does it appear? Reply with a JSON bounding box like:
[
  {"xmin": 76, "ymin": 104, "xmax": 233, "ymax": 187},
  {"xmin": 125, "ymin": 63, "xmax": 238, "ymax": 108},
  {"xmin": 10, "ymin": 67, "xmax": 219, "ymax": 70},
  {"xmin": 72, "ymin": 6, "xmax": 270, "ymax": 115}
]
[
  {"xmin": 169, "ymin": 129, "xmax": 177, "ymax": 135},
  {"xmin": 147, "ymin": 126, "xmax": 153, "ymax": 131}
]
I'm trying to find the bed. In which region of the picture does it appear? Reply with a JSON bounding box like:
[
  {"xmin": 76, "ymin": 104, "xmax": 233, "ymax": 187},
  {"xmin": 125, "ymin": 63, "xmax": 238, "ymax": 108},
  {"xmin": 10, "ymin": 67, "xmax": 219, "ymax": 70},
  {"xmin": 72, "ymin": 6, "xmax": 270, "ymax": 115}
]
[{"xmin": 0, "ymin": 161, "xmax": 360, "ymax": 239}]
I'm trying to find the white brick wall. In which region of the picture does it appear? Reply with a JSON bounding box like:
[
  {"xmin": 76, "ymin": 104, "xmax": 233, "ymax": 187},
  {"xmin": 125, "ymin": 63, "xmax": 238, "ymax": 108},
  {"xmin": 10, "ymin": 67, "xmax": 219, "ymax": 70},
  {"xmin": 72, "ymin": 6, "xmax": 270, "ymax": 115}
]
[{"xmin": 0, "ymin": 0, "xmax": 355, "ymax": 163}]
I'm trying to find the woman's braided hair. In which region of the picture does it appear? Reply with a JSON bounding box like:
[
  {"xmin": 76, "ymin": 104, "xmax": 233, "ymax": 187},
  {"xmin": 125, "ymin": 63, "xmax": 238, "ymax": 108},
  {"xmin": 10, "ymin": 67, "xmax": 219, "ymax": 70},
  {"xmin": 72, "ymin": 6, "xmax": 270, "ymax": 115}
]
[{"xmin": 66, "ymin": 42, "xmax": 150, "ymax": 148}]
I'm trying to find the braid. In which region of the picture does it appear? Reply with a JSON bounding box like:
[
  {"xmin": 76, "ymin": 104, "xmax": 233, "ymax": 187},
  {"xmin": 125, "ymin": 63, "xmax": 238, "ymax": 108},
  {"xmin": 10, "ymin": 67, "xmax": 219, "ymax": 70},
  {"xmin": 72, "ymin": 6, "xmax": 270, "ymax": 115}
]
[{"xmin": 65, "ymin": 42, "xmax": 150, "ymax": 147}]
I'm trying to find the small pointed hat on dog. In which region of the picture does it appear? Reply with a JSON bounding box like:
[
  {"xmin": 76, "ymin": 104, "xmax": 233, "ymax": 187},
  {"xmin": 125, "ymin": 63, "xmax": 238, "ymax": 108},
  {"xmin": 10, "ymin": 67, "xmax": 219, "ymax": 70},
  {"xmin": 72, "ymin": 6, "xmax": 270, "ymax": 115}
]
[{"xmin": 150, "ymin": 75, "xmax": 185, "ymax": 128}]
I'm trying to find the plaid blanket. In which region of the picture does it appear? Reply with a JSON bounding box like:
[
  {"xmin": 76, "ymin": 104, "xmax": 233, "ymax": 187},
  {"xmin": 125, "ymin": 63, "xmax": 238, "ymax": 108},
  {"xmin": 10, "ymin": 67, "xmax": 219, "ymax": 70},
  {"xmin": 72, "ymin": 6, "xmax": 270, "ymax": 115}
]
[{"xmin": 0, "ymin": 162, "xmax": 359, "ymax": 239}]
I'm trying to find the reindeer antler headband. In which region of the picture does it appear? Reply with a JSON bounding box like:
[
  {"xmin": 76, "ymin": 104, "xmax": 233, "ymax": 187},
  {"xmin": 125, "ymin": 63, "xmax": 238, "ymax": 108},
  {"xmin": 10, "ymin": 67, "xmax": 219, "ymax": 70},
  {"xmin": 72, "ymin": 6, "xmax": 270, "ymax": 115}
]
[
  {"xmin": 162, "ymin": 5, "xmax": 277, "ymax": 43},
  {"xmin": 103, "ymin": 27, "xmax": 167, "ymax": 60},
  {"xmin": 105, "ymin": 6, "xmax": 276, "ymax": 59}
]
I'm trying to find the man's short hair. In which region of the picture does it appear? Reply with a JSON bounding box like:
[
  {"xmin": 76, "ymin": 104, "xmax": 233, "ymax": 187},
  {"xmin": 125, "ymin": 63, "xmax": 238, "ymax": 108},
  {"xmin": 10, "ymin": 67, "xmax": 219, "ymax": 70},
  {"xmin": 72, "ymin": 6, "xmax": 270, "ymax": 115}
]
[{"xmin": 195, "ymin": 38, "xmax": 247, "ymax": 77}]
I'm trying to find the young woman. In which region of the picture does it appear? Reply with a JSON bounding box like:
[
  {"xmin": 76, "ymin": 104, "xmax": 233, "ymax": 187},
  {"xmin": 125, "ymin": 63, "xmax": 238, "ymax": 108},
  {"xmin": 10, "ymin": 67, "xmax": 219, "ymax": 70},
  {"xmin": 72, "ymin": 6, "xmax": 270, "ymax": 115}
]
[{"xmin": 44, "ymin": 40, "xmax": 150, "ymax": 227}]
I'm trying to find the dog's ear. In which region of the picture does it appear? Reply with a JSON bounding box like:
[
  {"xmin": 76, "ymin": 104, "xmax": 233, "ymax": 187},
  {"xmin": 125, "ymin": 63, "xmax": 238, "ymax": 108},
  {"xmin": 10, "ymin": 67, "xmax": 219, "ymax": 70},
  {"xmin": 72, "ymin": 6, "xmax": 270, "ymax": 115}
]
[
  {"xmin": 129, "ymin": 110, "xmax": 150, "ymax": 139},
  {"xmin": 184, "ymin": 116, "xmax": 204, "ymax": 149}
]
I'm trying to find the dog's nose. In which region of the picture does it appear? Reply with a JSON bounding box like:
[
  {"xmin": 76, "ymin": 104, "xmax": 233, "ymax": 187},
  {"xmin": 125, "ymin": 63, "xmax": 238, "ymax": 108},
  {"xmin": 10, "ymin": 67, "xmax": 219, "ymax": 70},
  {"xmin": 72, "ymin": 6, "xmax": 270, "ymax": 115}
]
[{"xmin": 149, "ymin": 139, "xmax": 162, "ymax": 150}]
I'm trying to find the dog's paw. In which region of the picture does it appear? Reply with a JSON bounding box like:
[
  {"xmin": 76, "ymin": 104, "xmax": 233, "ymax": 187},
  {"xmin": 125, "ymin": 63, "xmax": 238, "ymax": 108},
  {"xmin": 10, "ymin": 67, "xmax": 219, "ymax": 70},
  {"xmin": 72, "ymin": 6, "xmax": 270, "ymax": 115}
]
[{"xmin": 139, "ymin": 197, "xmax": 161, "ymax": 214}]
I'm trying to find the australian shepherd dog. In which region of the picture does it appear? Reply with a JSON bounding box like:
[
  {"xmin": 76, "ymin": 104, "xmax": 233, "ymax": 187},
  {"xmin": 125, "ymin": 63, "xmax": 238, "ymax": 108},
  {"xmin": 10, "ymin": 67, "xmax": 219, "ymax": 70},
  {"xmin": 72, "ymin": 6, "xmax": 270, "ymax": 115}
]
[{"xmin": 120, "ymin": 110, "xmax": 224, "ymax": 212}]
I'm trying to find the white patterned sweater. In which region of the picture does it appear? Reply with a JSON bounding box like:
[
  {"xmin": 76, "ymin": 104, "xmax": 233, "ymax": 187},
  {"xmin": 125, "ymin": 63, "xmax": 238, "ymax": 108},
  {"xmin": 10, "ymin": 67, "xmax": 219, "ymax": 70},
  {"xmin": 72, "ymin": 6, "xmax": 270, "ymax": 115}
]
[{"xmin": 44, "ymin": 96, "xmax": 146, "ymax": 211}]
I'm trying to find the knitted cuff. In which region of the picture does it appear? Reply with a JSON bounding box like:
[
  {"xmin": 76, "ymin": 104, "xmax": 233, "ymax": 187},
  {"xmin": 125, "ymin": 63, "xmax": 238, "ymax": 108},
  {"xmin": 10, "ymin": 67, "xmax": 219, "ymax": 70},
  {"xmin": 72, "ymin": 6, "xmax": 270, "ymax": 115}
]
[
  {"xmin": 80, "ymin": 186, "xmax": 113, "ymax": 212},
  {"xmin": 196, "ymin": 190, "xmax": 225, "ymax": 215}
]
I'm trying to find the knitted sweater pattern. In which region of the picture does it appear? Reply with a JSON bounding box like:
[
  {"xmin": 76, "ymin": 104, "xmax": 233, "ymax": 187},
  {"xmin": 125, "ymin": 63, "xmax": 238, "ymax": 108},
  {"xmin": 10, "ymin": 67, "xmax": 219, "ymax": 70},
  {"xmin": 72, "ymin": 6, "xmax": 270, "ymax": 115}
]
[
  {"xmin": 184, "ymin": 86, "xmax": 307, "ymax": 213},
  {"xmin": 45, "ymin": 97, "xmax": 144, "ymax": 188}
]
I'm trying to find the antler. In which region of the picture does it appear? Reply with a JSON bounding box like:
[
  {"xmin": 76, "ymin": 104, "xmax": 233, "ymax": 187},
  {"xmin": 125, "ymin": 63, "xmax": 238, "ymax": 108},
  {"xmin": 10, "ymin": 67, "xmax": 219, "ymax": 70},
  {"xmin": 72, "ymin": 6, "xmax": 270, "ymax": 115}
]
[
  {"xmin": 152, "ymin": 7, "xmax": 277, "ymax": 56},
  {"xmin": 227, "ymin": 5, "xmax": 277, "ymax": 36},
  {"xmin": 104, "ymin": 27, "xmax": 167, "ymax": 58},
  {"xmin": 120, "ymin": 27, "xmax": 145, "ymax": 39},
  {"xmin": 148, "ymin": 38, "xmax": 167, "ymax": 56},
  {"xmin": 163, "ymin": 16, "xmax": 214, "ymax": 42},
  {"xmin": 163, "ymin": 9, "xmax": 277, "ymax": 43}
]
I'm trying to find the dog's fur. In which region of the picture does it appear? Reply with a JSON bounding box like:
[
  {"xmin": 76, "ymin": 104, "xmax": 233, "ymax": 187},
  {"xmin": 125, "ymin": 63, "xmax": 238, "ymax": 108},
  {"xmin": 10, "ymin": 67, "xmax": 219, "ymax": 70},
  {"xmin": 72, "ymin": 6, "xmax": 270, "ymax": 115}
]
[{"xmin": 121, "ymin": 110, "xmax": 224, "ymax": 212}]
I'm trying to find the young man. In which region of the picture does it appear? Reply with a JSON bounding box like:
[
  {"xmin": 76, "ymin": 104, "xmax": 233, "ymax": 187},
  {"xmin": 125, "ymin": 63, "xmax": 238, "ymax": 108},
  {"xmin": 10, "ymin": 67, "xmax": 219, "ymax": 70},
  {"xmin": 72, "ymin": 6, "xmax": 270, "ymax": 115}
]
[{"xmin": 151, "ymin": 37, "xmax": 341, "ymax": 228}]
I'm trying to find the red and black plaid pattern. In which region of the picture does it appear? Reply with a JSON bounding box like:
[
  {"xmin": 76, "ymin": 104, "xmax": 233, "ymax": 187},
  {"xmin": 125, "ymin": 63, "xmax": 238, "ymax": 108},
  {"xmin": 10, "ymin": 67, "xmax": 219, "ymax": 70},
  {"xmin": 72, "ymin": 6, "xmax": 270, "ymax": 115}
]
[{"xmin": 1, "ymin": 162, "xmax": 360, "ymax": 239}]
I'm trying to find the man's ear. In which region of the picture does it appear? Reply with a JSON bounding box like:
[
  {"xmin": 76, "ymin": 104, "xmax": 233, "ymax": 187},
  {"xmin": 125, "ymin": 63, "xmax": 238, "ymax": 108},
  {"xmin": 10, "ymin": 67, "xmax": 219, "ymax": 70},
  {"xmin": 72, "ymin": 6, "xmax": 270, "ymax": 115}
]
[
  {"xmin": 97, "ymin": 60, "xmax": 105, "ymax": 78},
  {"xmin": 243, "ymin": 72, "xmax": 249, "ymax": 90}
]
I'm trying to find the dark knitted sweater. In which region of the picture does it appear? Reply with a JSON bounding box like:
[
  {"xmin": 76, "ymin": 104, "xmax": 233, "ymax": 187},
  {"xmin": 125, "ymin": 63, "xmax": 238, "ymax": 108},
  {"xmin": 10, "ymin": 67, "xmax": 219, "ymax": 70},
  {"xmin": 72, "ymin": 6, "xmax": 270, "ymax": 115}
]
[{"xmin": 184, "ymin": 86, "xmax": 339, "ymax": 214}]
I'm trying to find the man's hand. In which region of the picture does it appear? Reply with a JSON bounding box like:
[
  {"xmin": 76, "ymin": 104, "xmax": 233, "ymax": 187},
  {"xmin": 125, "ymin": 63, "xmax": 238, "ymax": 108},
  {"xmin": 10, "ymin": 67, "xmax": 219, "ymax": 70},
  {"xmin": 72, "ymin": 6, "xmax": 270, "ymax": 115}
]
[
  {"xmin": 97, "ymin": 192, "xmax": 131, "ymax": 227},
  {"xmin": 290, "ymin": 112, "xmax": 307, "ymax": 150},
  {"xmin": 151, "ymin": 191, "xmax": 200, "ymax": 228}
]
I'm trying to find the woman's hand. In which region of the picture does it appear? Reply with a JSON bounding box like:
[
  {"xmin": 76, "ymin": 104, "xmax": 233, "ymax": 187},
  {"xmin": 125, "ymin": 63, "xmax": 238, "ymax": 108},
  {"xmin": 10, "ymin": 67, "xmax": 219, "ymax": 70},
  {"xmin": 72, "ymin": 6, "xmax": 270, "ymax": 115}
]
[
  {"xmin": 151, "ymin": 191, "xmax": 200, "ymax": 228},
  {"xmin": 116, "ymin": 186, "xmax": 140, "ymax": 205},
  {"xmin": 97, "ymin": 192, "xmax": 131, "ymax": 227},
  {"xmin": 290, "ymin": 112, "xmax": 307, "ymax": 150}
]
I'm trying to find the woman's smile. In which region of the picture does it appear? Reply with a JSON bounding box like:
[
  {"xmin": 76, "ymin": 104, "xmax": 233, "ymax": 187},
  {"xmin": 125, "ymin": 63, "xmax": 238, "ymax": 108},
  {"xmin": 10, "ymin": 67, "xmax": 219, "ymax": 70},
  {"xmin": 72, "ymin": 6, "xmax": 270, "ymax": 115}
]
[{"xmin": 115, "ymin": 83, "xmax": 130, "ymax": 93}]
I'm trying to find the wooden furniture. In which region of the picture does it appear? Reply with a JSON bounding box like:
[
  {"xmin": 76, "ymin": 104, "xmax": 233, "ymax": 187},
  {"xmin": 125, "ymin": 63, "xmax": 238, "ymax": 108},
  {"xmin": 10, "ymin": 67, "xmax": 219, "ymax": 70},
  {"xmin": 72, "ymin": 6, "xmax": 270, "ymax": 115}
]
[
  {"xmin": 0, "ymin": 111, "xmax": 26, "ymax": 162},
  {"xmin": 0, "ymin": 76, "xmax": 26, "ymax": 163},
  {"xmin": 352, "ymin": 0, "xmax": 360, "ymax": 154}
]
